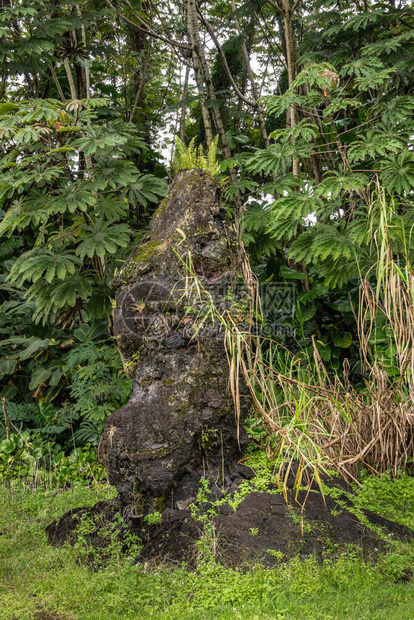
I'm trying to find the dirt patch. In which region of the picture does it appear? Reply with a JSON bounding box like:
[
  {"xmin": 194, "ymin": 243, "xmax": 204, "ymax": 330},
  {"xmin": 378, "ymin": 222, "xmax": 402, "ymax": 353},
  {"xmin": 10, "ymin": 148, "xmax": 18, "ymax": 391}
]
[{"xmin": 46, "ymin": 499, "xmax": 122, "ymax": 548}]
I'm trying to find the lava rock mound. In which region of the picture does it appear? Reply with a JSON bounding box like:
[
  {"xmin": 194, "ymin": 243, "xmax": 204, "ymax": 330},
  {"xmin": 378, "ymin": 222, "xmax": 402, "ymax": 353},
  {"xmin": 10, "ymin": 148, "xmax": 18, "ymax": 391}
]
[{"xmin": 137, "ymin": 489, "xmax": 414, "ymax": 568}]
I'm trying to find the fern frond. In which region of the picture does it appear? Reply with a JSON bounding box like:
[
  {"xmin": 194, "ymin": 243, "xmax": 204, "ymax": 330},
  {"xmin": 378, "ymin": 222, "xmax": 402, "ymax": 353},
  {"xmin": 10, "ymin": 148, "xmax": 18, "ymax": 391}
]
[
  {"xmin": 173, "ymin": 135, "xmax": 221, "ymax": 176},
  {"xmin": 206, "ymin": 135, "xmax": 220, "ymax": 176}
]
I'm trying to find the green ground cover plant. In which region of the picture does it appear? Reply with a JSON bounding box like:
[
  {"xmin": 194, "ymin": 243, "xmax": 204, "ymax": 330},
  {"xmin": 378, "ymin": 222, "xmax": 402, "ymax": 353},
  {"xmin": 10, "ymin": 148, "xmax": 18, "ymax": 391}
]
[{"xmin": 1, "ymin": 475, "xmax": 414, "ymax": 620}]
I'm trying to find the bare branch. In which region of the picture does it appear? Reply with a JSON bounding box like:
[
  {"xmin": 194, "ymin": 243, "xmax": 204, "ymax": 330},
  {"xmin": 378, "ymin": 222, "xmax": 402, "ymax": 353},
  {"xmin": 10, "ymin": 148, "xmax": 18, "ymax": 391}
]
[
  {"xmin": 197, "ymin": 11, "xmax": 256, "ymax": 108},
  {"xmin": 266, "ymin": 0, "xmax": 284, "ymax": 16},
  {"xmin": 104, "ymin": 0, "xmax": 191, "ymax": 52},
  {"xmin": 256, "ymin": 9, "xmax": 287, "ymax": 67}
]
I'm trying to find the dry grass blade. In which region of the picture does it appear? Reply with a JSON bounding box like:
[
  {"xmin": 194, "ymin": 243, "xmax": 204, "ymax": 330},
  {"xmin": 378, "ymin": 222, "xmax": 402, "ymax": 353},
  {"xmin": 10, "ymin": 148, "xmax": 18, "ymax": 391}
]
[
  {"xmin": 228, "ymin": 240, "xmax": 414, "ymax": 490},
  {"xmin": 176, "ymin": 217, "xmax": 414, "ymax": 502}
]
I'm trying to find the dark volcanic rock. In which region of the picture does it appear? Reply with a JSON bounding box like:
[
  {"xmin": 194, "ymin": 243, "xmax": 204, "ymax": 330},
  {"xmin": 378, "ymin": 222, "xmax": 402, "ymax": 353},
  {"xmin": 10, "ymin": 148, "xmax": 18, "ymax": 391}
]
[
  {"xmin": 98, "ymin": 169, "xmax": 250, "ymax": 512},
  {"xmin": 46, "ymin": 499, "xmax": 122, "ymax": 547},
  {"xmin": 138, "ymin": 490, "xmax": 414, "ymax": 567},
  {"xmin": 45, "ymin": 474, "xmax": 413, "ymax": 569}
]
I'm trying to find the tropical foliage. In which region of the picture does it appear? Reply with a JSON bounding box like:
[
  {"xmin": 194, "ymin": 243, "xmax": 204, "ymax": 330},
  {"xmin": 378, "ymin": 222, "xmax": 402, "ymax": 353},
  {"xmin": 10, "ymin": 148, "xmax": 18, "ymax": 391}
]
[{"xmin": 0, "ymin": 0, "xmax": 413, "ymax": 481}]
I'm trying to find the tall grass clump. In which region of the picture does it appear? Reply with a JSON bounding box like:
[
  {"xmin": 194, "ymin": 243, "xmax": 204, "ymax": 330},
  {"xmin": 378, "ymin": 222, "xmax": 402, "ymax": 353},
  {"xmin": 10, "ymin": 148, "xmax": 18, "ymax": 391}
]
[
  {"xmin": 241, "ymin": 187, "xmax": 414, "ymax": 486},
  {"xmin": 175, "ymin": 183, "xmax": 414, "ymax": 492}
]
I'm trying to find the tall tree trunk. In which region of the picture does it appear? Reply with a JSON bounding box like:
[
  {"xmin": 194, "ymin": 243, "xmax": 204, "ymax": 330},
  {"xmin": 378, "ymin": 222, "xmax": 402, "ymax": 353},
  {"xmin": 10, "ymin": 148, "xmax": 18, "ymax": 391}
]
[
  {"xmin": 63, "ymin": 57, "xmax": 77, "ymax": 100},
  {"xmin": 185, "ymin": 0, "xmax": 214, "ymax": 146},
  {"xmin": 63, "ymin": 51, "xmax": 93, "ymax": 171},
  {"xmin": 0, "ymin": 71, "xmax": 7, "ymax": 99},
  {"xmin": 76, "ymin": 4, "xmax": 90, "ymax": 99},
  {"xmin": 49, "ymin": 62, "xmax": 66, "ymax": 103},
  {"xmin": 268, "ymin": 0, "xmax": 300, "ymax": 175},
  {"xmin": 231, "ymin": 1, "xmax": 270, "ymax": 148},
  {"xmin": 129, "ymin": 39, "xmax": 152, "ymax": 122},
  {"xmin": 186, "ymin": 0, "xmax": 232, "ymax": 159},
  {"xmin": 281, "ymin": 0, "xmax": 299, "ymax": 176},
  {"xmin": 180, "ymin": 64, "xmax": 191, "ymax": 141}
]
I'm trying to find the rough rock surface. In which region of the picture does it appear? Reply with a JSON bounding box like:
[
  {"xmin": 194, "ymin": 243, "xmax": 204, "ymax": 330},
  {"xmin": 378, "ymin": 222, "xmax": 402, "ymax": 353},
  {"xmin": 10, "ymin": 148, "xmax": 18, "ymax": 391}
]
[
  {"xmin": 98, "ymin": 169, "xmax": 250, "ymax": 512},
  {"xmin": 46, "ymin": 484, "xmax": 414, "ymax": 570},
  {"xmin": 136, "ymin": 488, "xmax": 414, "ymax": 568}
]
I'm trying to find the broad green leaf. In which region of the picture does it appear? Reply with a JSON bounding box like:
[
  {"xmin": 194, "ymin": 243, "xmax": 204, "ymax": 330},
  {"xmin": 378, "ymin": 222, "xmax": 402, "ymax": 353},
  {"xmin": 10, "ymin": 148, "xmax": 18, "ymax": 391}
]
[
  {"xmin": 52, "ymin": 187, "xmax": 96, "ymax": 214},
  {"xmin": 316, "ymin": 341, "xmax": 331, "ymax": 362},
  {"xmin": 0, "ymin": 358, "xmax": 17, "ymax": 375},
  {"xmin": 126, "ymin": 174, "xmax": 167, "ymax": 209},
  {"xmin": 76, "ymin": 221, "xmax": 130, "ymax": 259},
  {"xmin": 332, "ymin": 332, "xmax": 353, "ymax": 348},
  {"xmin": 20, "ymin": 338, "xmax": 54, "ymax": 361},
  {"xmin": 279, "ymin": 265, "xmax": 308, "ymax": 280},
  {"xmin": 0, "ymin": 102, "xmax": 18, "ymax": 114},
  {"xmin": 29, "ymin": 367, "xmax": 52, "ymax": 390}
]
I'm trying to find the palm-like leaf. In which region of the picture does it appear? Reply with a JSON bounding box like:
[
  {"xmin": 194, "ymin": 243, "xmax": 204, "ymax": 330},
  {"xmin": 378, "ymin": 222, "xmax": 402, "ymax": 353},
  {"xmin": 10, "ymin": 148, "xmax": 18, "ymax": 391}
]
[{"xmin": 76, "ymin": 220, "xmax": 131, "ymax": 259}]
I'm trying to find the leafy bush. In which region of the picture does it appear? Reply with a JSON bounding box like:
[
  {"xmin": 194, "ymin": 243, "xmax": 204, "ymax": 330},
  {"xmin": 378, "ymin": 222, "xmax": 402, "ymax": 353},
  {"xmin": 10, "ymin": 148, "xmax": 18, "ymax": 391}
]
[
  {"xmin": 0, "ymin": 323, "xmax": 131, "ymax": 449},
  {"xmin": 0, "ymin": 98, "xmax": 166, "ymax": 325},
  {"xmin": 0, "ymin": 434, "xmax": 105, "ymax": 487}
]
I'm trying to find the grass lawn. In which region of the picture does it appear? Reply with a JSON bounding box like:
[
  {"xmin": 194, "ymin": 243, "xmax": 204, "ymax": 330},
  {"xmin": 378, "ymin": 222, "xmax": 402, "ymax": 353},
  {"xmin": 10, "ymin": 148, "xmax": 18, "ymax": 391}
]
[{"xmin": 0, "ymin": 476, "xmax": 414, "ymax": 620}]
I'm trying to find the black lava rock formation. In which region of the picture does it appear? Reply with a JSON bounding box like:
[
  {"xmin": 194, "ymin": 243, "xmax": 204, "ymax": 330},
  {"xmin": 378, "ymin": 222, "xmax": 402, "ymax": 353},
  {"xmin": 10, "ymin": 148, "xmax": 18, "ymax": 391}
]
[{"xmin": 98, "ymin": 169, "xmax": 250, "ymax": 513}]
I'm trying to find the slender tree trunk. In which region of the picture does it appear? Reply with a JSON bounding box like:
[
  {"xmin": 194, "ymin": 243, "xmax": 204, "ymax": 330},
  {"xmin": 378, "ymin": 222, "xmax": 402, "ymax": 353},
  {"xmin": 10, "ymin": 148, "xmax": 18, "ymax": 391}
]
[
  {"xmin": 76, "ymin": 4, "xmax": 90, "ymax": 99},
  {"xmin": 0, "ymin": 71, "xmax": 8, "ymax": 99},
  {"xmin": 185, "ymin": 0, "xmax": 214, "ymax": 146},
  {"xmin": 231, "ymin": 1, "xmax": 270, "ymax": 148},
  {"xmin": 180, "ymin": 64, "xmax": 191, "ymax": 141},
  {"xmin": 186, "ymin": 0, "xmax": 232, "ymax": 159},
  {"xmin": 49, "ymin": 62, "xmax": 66, "ymax": 103},
  {"xmin": 129, "ymin": 39, "xmax": 152, "ymax": 122},
  {"xmin": 282, "ymin": 0, "xmax": 297, "ymax": 90},
  {"xmin": 63, "ymin": 57, "xmax": 77, "ymax": 100},
  {"xmin": 281, "ymin": 0, "xmax": 299, "ymax": 176},
  {"xmin": 63, "ymin": 53, "xmax": 93, "ymax": 171},
  {"xmin": 267, "ymin": 0, "xmax": 301, "ymax": 175},
  {"xmin": 40, "ymin": 1, "xmax": 67, "ymax": 103}
]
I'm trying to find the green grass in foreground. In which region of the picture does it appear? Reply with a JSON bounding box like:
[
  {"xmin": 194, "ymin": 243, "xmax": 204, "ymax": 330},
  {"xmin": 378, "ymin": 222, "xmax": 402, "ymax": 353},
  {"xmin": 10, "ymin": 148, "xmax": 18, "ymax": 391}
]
[{"xmin": 0, "ymin": 476, "xmax": 414, "ymax": 620}]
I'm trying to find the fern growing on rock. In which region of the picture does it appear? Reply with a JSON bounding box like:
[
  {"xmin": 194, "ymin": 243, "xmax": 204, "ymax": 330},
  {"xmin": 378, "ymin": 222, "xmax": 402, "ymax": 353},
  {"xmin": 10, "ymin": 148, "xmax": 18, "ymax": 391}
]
[{"xmin": 172, "ymin": 135, "xmax": 220, "ymax": 177}]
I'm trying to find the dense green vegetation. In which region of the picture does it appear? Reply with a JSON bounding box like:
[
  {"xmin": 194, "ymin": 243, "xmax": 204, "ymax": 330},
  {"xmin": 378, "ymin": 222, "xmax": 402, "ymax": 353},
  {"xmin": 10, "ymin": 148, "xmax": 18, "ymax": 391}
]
[
  {"xmin": 1, "ymin": 0, "xmax": 414, "ymax": 616},
  {"xmin": 1, "ymin": 0, "xmax": 414, "ymax": 469}
]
